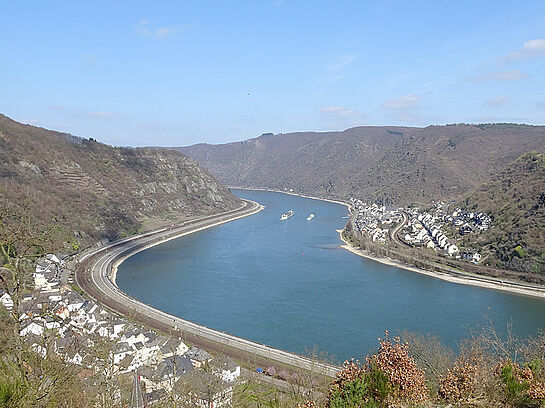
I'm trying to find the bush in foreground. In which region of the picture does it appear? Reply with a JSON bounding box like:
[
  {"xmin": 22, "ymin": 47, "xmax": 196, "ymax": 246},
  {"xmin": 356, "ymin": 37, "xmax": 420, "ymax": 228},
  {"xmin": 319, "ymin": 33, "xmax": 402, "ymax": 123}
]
[{"xmin": 326, "ymin": 332, "xmax": 427, "ymax": 408}]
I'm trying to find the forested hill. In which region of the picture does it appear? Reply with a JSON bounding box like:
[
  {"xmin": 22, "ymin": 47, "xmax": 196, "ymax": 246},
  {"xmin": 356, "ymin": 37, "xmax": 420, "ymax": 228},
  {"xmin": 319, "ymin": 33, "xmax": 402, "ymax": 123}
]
[
  {"xmin": 178, "ymin": 123, "xmax": 545, "ymax": 206},
  {"xmin": 0, "ymin": 114, "xmax": 241, "ymax": 249},
  {"xmin": 462, "ymin": 151, "xmax": 545, "ymax": 274}
]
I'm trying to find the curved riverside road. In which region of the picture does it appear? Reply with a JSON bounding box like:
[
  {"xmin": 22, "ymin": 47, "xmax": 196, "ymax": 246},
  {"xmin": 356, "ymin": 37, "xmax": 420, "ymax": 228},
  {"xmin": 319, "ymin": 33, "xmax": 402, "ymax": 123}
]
[{"xmin": 75, "ymin": 199, "xmax": 341, "ymax": 378}]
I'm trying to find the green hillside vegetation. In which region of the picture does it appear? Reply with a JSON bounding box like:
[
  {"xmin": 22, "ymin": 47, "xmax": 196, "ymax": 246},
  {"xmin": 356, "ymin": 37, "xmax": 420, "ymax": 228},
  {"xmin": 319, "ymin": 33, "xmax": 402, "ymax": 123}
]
[
  {"xmin": 463, "ymin": 151, "xmax": 545, "ymax": 275},
  {"xmin": 178, "ymin": 123, "xmax": 545, "ymax": 207},
  {"xmin": 0, "ymin": 114, "xmax": 240, "ymax": 251}
]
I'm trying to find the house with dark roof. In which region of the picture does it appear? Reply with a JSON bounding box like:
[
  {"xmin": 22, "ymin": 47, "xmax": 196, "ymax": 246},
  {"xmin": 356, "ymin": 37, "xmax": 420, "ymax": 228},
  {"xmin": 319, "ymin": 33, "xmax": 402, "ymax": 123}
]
[
  {"xmin": 185, "ymin": 346, "xmax": 212, "ymax": 369},
  {"xmin": 140, "ymin": 354, "xmax": 194, "ymax": 392}
]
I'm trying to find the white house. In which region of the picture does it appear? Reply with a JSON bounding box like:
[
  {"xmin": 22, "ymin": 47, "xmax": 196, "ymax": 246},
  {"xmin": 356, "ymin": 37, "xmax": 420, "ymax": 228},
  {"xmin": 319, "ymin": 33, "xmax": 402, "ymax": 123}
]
[
  {"xmin": 0, "ymin": 291, "xmax": 13, "ymax": 310},
  {"xmin": 48, "ymin": 292, "xmax": 62, "ymax": 303},
  {"xmin": 45, "ymin": 253, "xmax": 62, "ymax": 265},
  {"xmin": 20, "ymin": 320, "xmax": 44, "ymax": 337},
  {"xmin": 43, "ymin": 316, "xmax": 61, "ymax": 330},
  {"xmin": 447, "ymin": 244, "xmax": 459, "ymax": 256},
  {"xmin": 113, "ymin": 342, "xmax": 133, "ymax": 365},
  {"xmin": 111, "ymin": 320, "xmax": 126, "ymax": 338},
  {"xmin": 64, "ymin": 293, "xmax": 85, "ymax": 312},
  {"xmin": 218, "ymin": 358, "xmax": 240, "ymax": 383}
]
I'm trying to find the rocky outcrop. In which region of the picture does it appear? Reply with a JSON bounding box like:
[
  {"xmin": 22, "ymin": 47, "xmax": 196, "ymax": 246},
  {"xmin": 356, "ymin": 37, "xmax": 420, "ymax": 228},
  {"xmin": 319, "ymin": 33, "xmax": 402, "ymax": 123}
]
[{"xmin": 0, "ymin": 113, "xmax": 241, "ymax": 246}]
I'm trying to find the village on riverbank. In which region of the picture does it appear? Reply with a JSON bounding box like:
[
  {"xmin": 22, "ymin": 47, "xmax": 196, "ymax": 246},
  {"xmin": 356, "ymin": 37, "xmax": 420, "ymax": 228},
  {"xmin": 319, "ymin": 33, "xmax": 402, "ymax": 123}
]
[
  {"xmin": 2, "ymin": 253, "xmax": 241, "ymax": 406},
  {"xmin": 350, "ymin": 198, "xmax": 491, "ymax": 263}
]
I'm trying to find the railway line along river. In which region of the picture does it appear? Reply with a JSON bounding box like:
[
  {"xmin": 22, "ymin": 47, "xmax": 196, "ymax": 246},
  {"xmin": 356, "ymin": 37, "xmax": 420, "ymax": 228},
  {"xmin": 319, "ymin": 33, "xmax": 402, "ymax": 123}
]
[{"xmin": 117, "ymin": 189, "xmax": 545, "ymax": 362}]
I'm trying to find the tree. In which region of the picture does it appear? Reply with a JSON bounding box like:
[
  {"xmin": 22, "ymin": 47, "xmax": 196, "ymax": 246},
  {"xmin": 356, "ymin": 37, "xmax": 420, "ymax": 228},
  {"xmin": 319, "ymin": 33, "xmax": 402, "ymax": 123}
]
[{"xmin": 0, "ymin": 194, "xmax": 89, "ymax": 407}]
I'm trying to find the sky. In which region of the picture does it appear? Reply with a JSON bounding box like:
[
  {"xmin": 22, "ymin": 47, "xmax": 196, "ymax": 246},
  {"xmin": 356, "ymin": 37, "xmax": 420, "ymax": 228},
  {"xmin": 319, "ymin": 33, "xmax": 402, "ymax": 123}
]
[{"xmin": 1, "ymin": 1, "xmax": 545, "ymax": 147}]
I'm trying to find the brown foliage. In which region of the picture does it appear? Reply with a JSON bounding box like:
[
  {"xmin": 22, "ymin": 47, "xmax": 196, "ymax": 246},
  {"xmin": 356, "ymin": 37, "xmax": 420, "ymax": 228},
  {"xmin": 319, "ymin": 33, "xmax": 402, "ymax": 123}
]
[
  {"xmin": 439, "ymin": 357, "xmax": 486, "ymax": 403},
  {"xmin": 327, "ymin": 332, "xmax": 428, "ymax": 407},
  {"xmin": 369, "ymin": 331, "xmax": 428, "ymax": 406}
]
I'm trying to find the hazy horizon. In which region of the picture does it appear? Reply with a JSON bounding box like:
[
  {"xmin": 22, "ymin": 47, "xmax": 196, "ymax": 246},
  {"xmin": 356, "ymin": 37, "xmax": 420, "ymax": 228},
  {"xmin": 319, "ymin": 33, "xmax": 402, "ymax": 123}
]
[{"xmin": 2, "ymin": 1, "xmax": 545, "ymax": 147}]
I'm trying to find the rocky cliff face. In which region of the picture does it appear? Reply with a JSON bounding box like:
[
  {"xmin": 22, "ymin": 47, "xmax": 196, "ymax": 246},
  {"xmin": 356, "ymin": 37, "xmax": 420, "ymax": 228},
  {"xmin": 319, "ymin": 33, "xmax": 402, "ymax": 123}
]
[{"xmin": 0, "ymin": 114, "xmax": 241, "ymax": 246}]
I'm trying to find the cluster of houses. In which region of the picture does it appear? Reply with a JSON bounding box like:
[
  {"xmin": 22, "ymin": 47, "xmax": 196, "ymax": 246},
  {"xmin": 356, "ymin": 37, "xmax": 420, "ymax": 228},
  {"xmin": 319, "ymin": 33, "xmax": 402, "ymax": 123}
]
[
  {"xmin": 403, "ymin": 207, "xmax": 460, "ymax": 256},
  {"xmin": 402, "ymin": 203, "xmax": 486, "ymax": 262},
  {"xmin": 450, "ymin": 207, "xmax": 491, "ymax": 235},
  {"xmin": 350, "ymin": 199, "xmax": 403, "ymax": 243},
  {"xmin": 3, "ymin": 253, "xmax": 240, "ymax": 406},
  {"xmin": 348, "ymin": 198, "xmax": 490, "ymax": 264}
]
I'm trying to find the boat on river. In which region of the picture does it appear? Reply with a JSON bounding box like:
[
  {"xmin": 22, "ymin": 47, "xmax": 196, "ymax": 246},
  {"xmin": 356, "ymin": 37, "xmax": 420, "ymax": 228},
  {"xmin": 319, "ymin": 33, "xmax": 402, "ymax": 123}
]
[
  {"xmin": 306, "ymin": 213, "xmax": 315, "ymax": 221},
  {"xmin": 280, "ymin": 210, "xmax": 294, "ymax": 220}
]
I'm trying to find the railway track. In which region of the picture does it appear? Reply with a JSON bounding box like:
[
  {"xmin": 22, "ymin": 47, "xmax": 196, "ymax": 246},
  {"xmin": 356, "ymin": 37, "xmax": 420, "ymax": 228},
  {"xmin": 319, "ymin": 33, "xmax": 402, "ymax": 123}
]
[{"xmin": 75, "ymin": 199, "xmax": 341, "ymax": 378}]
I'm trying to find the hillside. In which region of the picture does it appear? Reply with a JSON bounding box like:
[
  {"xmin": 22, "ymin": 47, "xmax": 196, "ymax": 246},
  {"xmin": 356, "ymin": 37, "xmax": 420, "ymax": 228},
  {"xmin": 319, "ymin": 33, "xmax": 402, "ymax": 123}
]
[
  {"xmin": 462, "ymin": 151, "xmax": 545, "ymax": 274},
  {"xmin": 178, "ymin": 124, "xmax": 545, "ymax": 206},
  {"xmin": 0, "ymin": 114, "xmax": 241, "ymax": 249}
]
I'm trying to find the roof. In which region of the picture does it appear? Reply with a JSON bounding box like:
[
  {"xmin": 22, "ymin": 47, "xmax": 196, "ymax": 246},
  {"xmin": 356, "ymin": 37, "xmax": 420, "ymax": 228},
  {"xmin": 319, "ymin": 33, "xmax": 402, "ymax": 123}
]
[
  {"xmin": 219, "ymin": 357, "xmax": 239, "ymax": 372},
  {"xmin": 178, "ymin": 371, "xmax": 228, "ymax": 399},
  {"xmin": 145, "ymin": 389, "xmax": 167, "ymax": 404},
  {"xmin": 155, "ymin": 355, "xmax": 194, "ymax": 380},
  {"xmin": 185, "ymin": 346, "xmax": 212, "ymax": 362},
  {"xmin": 115, "ymin": 342, "xmax": 132, "ymax": 354}
]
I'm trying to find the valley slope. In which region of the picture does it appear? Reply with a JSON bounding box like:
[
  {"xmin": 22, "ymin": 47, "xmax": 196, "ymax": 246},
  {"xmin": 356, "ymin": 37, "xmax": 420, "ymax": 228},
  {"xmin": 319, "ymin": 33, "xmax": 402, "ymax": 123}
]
[
  {"xmin": 463, "ymin": 151, "xmax": 545, "ymax": 274},
  {"xmin": 178, "ymin": 124, "xmax": 545, "ymax": 206},
  {"xmin": 0, "ymin": 114, "xmax": 241, "ymax": 250}
]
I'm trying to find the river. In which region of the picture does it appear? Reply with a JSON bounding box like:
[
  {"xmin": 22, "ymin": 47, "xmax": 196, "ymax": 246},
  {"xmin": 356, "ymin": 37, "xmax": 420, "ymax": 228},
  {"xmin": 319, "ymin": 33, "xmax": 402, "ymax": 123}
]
[{"xmin": 117, "ymin": 189, "xmax": 545, "ymax": 362}]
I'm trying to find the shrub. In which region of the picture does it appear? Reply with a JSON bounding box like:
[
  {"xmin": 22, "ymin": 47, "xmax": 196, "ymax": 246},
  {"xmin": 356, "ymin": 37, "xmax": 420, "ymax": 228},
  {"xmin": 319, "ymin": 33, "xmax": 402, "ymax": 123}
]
[
  {"xmin": 439, "ymin": 358, "xmax": 483, "ymax": 403},
  {"xmin": 327, "ymin": 332, "xmax": 427, "ymax": 407},
  {"xmin": 370, "ymin": 331, "xmax": 428, "ymax": 406},
  {"xmin": 327, "ymin": 360, "xmax": 386, "ymax": 408},
  {"xmin": 514, "ymin": 245, "xmax": 526, "ymax": 258},
  {"xmin": 277, "ymin": 370, "xmax": 289, "ymax": 381},
  {"xmin": 496, "ymin": 360, "xmax": 545, "ymax": 407}
]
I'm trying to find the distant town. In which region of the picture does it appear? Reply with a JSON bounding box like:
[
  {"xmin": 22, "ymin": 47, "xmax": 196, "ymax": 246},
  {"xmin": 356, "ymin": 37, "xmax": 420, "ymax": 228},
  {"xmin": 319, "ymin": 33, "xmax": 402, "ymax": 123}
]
[{"xmin": 350, "ymin": 198, "xmax": 491, "ymax": 263}]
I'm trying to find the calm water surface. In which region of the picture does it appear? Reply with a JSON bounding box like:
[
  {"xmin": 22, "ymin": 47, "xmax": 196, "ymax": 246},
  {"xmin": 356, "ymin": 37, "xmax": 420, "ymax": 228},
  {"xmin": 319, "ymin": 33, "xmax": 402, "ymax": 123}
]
[{"xmin": 117, "ymin": 190, "xmax": 545, "ymax": 362}]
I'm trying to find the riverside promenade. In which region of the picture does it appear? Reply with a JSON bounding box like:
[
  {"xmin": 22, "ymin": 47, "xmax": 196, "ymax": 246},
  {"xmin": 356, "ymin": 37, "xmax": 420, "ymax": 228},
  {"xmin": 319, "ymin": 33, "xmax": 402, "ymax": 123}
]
[{"xmin": 75, "ymin": 199, "xmax": 341, "ymax": 378}]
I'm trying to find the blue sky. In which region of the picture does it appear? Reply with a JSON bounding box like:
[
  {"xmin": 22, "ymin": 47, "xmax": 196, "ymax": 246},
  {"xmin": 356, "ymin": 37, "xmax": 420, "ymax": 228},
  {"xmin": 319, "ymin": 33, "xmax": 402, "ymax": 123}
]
[{"xmin": 1, "ymin": 1, "xmax": 545, "ymax": 146}]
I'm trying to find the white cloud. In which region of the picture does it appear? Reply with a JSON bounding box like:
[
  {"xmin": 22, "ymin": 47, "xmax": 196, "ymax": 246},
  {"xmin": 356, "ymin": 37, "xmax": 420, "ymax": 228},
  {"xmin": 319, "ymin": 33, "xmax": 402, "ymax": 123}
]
[
  {"xmin": 136, "ymin": 20, "xmax": 175, "ymax": 39},
  {"xmin": 504, "ymin": 38, "xmax": 545, "ymax": 61},
  {"xmin": 154, "ymin": 26, "xmax": 174, "ymax": 39},
  {"xmin": 381, "ymin": 94, "xmax": 420, "ymax": 110},
  {"xmin": 319, "ymin": 106, "xmax": 365, "ymax": 118},
  {"xmin": 524, "ymin": 38, "xmax": 545, "ymax": 51},
  {"xmin": 328, "ymin": 54, "xmax": 358, "ymax": 72},
  {"xmin": 471, "ymin": 70, "xmax": 529, "ymax": 81},
  {"xmin": 484, "ymin": 96, "xmax": 512, "ymax": 108}
]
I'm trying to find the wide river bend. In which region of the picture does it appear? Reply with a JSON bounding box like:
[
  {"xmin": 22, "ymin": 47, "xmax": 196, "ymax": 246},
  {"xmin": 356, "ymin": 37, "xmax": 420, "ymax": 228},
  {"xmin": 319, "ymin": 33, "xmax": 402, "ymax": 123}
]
[{"xmin": 118, "ymin": 190, "xmax": 545, "ymax": 362}]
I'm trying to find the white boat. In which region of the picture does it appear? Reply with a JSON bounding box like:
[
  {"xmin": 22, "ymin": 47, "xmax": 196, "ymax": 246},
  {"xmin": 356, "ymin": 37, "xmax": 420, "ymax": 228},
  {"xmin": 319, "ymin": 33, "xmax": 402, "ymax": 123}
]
[
  {"xmin": 280, "ymin": 210, "xmax": 294, "ymax": 221},
  {"xmin": 306, "ymin": 213, "xmax": 315, "ymax": 221}
]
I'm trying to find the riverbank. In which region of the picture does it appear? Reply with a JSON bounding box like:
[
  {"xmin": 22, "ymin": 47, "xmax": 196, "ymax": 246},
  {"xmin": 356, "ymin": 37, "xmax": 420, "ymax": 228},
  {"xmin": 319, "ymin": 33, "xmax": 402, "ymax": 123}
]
[
  {"xmin": 233, "ymin": 187, "xmax": 545, "ymax": 299},
  {"xmin": 337, "ymin": 230, "xmax": 545, "ymax": 299},
  {"xmin": 76, "ymin": 198, "xmax": 341, "ymax": 377},
  {"xmin": 109, "ymin": 200, "xmax": 265, "ymax": 282},
  {"xmin": 229, "ymin": 186, "xmax": 352, "ymax": 210}
]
